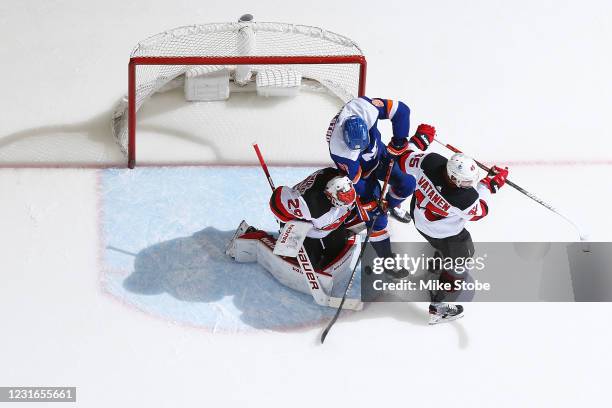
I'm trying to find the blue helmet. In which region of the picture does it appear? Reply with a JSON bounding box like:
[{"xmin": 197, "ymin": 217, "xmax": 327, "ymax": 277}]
[{"xmin": 342, "ymin": 116, "xmax": 369, "ymax": 151}]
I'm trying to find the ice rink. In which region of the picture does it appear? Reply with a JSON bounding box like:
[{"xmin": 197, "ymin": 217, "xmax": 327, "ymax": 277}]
[{"xmin": 2, "ymin": 1, "xmax": 612, "ymax": 407}]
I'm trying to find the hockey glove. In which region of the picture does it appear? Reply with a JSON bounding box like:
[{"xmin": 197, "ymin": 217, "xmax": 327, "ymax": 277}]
[
  {"xmin": 409, "ymin": 124, "xmax": 436, "ymax": 151},
  {"xmin": 379, "ymin": 198, "xmax": 389, "ymax": 214},
  {"xmin": 481, "ymin": 166, "xmax": 509, "ymax": 193},
  {"xmin": 387, "ymin": 138, "xmax": 410, "ymax": 156},
  {"xmin": 360, "ymin": 199, "xmax": 387, "ymax": 216}
]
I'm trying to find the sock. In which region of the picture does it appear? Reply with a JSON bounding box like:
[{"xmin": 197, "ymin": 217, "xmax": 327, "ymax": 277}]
[{"xmin": 371, "ymin": 238, "xmax": 393, "ymax": 258}]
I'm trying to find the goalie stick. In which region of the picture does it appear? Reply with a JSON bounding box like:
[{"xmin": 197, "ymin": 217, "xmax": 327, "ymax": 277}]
[
  {"xmin": 320, "ymin": 158, "xmax": 395, "ymax": 344},
  {"xmin": 434, "ymin": 139, "xmax": 588, "ymax": 242},
  {"xmin": 252, "ymin": 143, "xmax": 363, "ymax": 311}
]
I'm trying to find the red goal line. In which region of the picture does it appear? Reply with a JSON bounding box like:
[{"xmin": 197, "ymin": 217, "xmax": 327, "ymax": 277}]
[{"xmin": 4, "ymin": 159, "xmax": 611, "ymax": 170}]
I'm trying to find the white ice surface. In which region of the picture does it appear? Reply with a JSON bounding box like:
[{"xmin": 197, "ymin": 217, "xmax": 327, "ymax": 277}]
[{"xmin": 2, "ymin": 1, "xmax": 612, "ymax": 407}]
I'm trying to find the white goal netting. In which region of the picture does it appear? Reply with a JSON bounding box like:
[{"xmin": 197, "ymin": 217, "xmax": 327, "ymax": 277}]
[
  {"xmin": 0, "ymin": 19, "xmax": 364, "ymax": 168},
  {"xmin": 112, "ymin": 19, "xmax": 366, "ymax": 166}
]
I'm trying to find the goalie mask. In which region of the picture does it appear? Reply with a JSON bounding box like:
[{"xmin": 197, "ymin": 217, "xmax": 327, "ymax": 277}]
[
  {"xmin": 446, "ymin": 153, "xmax": 479, "ymax": 188},
  {"xmin": 324, "ymin": 176, "xmax": 356, "ymax": 207}
]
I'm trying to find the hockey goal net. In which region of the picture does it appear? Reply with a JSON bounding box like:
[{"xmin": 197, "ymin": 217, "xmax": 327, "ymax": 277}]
[{"xmin": 112, "ymin": 18, "xmax": 366, "ymax": 168}]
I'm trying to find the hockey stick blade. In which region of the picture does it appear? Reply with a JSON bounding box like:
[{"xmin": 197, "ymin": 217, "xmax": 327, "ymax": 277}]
[
  {"xmin": 320, "ymin": 237, "xmax": 370, "ymax": 343},
  {"xmin": 328, "ymin": 297, "xmax": 363, "ymax": 311}
]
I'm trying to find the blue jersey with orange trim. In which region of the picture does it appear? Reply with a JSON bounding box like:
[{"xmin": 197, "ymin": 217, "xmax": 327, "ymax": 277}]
[{"xmin": 327, "ymin": 96, "xmax": 411, "ymax": 183}]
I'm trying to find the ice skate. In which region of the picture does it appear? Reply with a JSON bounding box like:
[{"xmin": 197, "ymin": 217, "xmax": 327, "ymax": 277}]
[
  {"xmin": 225, "ymin": 220, "xmax": 251, "ymax": 258},
  {"xmin": 429, "ymin": 302, "xmax": 464, "ymax": 325},
  {"xmin": 363, "ymin": 264, "xmax": 410, "ymax": 281},
  {"xmin": 390, "ymin": 207, "xmax": 412, "ymax": 223},
  {"xmin": 385, "ymin": 267, "xmax": 411, "ymax": 281}
]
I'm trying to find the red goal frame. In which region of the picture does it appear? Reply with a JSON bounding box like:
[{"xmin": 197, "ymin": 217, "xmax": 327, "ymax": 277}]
[{"xmin": 127, "ymin": 55, "xmax": 367, "ymax": 168}]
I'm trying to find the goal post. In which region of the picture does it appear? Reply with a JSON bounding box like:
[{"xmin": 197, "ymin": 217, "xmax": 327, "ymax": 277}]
[{"xmin": 115, "ymin": 19, "xmax": 367, "ymax": 168}]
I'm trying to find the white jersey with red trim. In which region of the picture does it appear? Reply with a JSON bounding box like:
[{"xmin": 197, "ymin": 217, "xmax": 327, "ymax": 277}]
[
  {"xmin": 399, "ymin": 149, "xmax": 491, "ymax": 238},
  {"xmin": 269, "ymin": 168, "xmax": 354, "ymax": 239}
]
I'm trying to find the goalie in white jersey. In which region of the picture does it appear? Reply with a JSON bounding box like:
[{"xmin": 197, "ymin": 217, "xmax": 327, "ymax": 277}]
[
  {"xmin": 225, "ymin": 168, "xmax": 362, "ymax": 303},
  {"xmin": 398, "ymin": 132, "xmax": 509, "ymax": 324}
]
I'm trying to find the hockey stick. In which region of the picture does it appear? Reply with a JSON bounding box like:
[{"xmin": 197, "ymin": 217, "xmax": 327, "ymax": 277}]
[
  {"xmin": 252, "ymin": 143, "xmax": 363, "ymax": 310},
  {"xmin": 433, "ymin": 139, "xmax": 588, "ymax": 241},
  {"xmin": 253, "ymin": 142, "xmax": 277, "ymax": 190},
  {"xmin": 320, "ymin": 158, "xmax": 395, "ymax": 344}
]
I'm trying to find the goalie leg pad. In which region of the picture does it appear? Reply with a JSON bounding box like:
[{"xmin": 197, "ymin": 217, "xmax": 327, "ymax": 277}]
[
  {"xmin": 229, "ymin": 225, "xmax": 360, "ymax": 303},
  {"xmin": 228, "ymin": 228, "xmax": 329, "ymax": 294},
  {"xmin": 236, "ymin": 231, "xmax": 361, "ymax": 298},
  {"xmin": 259, "ymin": 239, "xmax": 334, "ymax": 296},
  {"xmin": 230, "ymin": 230, "xmax": 275, "ymax": 263},
  {"xmin": 225, "ymin": 220, "xmax": 252, "ymax": 259}
]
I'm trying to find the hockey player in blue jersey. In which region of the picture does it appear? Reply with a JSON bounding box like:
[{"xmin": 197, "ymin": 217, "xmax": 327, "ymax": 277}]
[{"xmin": 327, "ymin": 96, "xmax": 436, "ymax": 261}]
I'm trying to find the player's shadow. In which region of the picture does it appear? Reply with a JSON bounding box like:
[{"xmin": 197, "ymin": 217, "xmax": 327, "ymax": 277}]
[
  {"xmin": 338, "ymin": 302, "xmax": 469, "ymax": 349},
  {"xmin": 340, "ymin": 240, "xmax": 470, "ymax": 349},
  {"xmin": 0, "ymin": 87, "xmax": 337, "ymax": 167},
  {"xmin": 118, "ymin": 226, "xmax": 469, "ymax": 347},
  {"xmin": 0, "ymin": 108, "xmax": 227, "ymax": 166},
  {"xmin": 0, "ymin": 111, "xmax": 124, "ymax": 165},
  {"xmin": 120, "ymin": 227, "xmax": 338, "ymax": 331}
]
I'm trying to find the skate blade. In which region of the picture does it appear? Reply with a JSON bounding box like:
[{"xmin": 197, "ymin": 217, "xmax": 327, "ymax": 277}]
[
  {"xmin": 225, "ymin": 220, "xmax": 250, "ymax": 257},
  {"xmin": 428, "ymin": 313, "xmax": 464, "ymax": 325},
  {"xmin": 385, "ymin": 273, "xmax": 410, "ymax": 282},
  {"xmin": 390, "ymin": 209, "xmax": 412, "ymax": 224}
]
